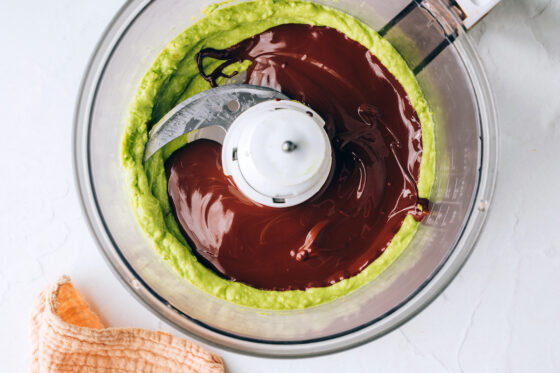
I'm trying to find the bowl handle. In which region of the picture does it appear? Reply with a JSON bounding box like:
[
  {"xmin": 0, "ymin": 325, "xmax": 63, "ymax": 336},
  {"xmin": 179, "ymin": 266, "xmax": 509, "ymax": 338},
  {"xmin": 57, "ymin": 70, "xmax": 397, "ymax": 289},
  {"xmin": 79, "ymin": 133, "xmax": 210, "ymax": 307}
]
[{"xmin": 455, "ymin": 0, "xmax": 500, "ymax": 29}]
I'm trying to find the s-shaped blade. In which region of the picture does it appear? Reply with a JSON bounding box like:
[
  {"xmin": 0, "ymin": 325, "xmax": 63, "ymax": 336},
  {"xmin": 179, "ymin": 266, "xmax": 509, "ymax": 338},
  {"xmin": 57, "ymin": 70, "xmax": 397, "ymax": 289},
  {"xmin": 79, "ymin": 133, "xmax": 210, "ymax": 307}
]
[{"xmin": 143, "ymin": 84, "xmax": 289, "ymax": 161}]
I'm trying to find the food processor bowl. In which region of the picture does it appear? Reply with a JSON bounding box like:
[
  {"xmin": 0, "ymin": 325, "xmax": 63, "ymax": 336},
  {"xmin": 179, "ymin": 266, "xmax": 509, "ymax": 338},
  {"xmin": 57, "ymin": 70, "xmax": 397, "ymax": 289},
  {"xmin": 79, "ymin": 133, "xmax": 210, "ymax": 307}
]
[{"xmin": 74, "ymin": 0, "xmax": 498, "ymax": 357}]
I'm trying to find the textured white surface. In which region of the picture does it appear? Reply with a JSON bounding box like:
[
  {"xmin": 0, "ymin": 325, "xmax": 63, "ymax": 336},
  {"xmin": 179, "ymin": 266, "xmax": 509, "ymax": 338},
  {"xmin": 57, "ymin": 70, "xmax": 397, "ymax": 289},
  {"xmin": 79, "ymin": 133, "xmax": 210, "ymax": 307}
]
[{"xmin": 1, "ymin": 0, "xmax": 559, "ymax": 371}]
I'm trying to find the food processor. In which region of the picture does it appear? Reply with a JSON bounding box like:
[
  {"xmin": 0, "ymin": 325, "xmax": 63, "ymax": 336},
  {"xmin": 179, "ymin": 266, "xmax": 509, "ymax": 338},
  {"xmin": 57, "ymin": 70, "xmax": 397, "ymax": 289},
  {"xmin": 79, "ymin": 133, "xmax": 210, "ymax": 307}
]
[{"xmin": 74, "ymin": 0, "xmax": 499, "ymax": 357}]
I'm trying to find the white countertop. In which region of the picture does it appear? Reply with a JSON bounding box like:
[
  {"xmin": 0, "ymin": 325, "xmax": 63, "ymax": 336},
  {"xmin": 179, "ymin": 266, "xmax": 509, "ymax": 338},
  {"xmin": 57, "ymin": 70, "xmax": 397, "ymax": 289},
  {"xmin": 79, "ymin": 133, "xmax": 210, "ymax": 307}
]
[{"xmin": 1, "ymin": 0, "xmax": 559, "ymax": 371}]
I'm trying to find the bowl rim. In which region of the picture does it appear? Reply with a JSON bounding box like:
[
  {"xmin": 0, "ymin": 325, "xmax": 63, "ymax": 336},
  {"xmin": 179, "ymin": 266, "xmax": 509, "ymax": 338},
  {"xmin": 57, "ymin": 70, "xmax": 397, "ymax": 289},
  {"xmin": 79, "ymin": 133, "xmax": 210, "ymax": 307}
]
[{"xmin": 73, "ymin": 0, "xmax": 499, "ymax": 357}]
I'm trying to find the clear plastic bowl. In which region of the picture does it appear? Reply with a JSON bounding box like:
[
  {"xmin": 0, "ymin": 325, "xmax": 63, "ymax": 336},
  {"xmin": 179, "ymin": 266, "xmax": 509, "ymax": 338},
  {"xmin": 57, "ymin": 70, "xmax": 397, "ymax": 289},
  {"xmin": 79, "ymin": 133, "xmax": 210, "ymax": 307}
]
[{"xmin": 74, "ymin": 0, "xmax": 498, "ymax": 357}]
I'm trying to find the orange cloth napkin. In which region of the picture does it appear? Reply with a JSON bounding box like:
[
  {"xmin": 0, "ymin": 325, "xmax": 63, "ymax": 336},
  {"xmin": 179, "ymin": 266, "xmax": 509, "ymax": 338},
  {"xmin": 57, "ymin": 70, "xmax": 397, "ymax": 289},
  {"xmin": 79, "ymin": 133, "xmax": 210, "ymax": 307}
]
[{"xmin": 30, "ymin": 276, "xmax": 224, "ymax": 373}]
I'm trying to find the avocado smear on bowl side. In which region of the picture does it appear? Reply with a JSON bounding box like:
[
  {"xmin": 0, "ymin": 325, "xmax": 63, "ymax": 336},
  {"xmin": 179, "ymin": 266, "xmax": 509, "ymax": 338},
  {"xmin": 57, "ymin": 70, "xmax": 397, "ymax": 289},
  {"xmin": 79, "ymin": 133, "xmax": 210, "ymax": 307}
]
[{"xmin": 121, "ymin": 0, "xmax": 435, "ymax": 310}]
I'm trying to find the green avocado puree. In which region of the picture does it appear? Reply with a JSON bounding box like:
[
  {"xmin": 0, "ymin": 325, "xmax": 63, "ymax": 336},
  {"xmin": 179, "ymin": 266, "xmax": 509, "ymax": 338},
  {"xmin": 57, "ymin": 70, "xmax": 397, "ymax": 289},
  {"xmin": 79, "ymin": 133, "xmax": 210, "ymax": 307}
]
[{"xmin": 121, "ymin": 0, "xmax": 435, "ymax": 310}]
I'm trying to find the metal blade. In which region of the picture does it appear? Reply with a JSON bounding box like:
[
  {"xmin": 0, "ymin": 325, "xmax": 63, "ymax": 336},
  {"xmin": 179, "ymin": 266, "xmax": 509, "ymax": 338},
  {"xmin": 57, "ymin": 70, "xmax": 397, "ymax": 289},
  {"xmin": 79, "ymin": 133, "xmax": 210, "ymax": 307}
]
[{"xmin": 143, "ymin": 84, "xmax": 288, "ymax": 161}]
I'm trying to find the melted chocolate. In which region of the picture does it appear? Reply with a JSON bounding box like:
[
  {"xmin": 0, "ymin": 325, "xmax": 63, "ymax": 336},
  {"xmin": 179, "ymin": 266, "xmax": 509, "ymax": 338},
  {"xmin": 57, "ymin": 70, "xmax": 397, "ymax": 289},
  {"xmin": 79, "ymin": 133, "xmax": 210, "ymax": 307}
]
[{"xmin": 165, "ymin": 24, "xmax": 428, "ymax": 290}]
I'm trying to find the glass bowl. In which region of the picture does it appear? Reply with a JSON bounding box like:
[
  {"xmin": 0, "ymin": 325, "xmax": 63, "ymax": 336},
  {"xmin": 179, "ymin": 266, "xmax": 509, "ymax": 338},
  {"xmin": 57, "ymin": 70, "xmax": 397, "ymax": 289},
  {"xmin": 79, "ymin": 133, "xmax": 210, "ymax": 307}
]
[{"xmin": 74, "ymin": 0, "xmax": 498, "ymax": 357}]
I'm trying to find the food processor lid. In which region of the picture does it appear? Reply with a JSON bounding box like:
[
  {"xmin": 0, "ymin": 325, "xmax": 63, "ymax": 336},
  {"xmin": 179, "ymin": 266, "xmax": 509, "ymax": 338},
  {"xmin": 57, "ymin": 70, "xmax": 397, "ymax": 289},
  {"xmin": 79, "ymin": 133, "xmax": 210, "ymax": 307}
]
[{"xmin": 222, "ymin": 100, "xmax": 331, "ymax": 207}]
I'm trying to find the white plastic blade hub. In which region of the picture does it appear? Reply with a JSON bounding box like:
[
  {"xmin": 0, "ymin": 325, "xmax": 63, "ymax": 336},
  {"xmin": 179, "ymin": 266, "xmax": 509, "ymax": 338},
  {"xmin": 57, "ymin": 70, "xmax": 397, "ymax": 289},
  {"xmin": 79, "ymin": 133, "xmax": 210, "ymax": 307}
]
[{"xmin": 222, "ymin": 100, "xmax": 332, "ymax": 207}]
